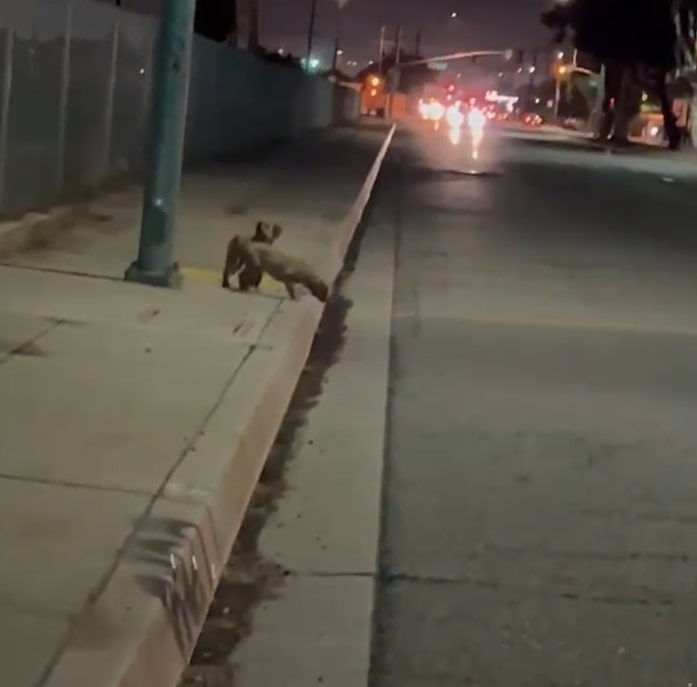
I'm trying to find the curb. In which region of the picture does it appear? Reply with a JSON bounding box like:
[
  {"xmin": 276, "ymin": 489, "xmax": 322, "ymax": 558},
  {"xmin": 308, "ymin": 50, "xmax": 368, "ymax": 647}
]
[
  {"xmin": 40, "ymin": 123, "xmax": 397, "ymax": 687},
  {"xmin": 329, "ymin": 123, "xmax": 396, "ymax": 282}
]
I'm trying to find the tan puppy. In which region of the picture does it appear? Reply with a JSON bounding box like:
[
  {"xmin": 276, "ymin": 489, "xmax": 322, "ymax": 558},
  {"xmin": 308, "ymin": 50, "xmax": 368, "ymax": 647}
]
[
  {"xmin": 226, "ymin": 235, "xmax": 329, "ymax": 303},
  {"xmin": 221, "ymin": 220, "xmax": 282, "ymax": 290}
]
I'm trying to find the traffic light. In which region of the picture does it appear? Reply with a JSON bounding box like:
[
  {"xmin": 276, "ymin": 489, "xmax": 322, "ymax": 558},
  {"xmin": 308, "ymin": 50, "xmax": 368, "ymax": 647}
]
[
  {"xmin": 553, "ymin": 63, "xmax": 569, "ymax": 78},
  {"xmin": 505, "ymin": 49, "xmax": 524, "ymax": 66},
  {"xmin": 445, "ymin": 83, "xmax": 455, "ymax": 93}
]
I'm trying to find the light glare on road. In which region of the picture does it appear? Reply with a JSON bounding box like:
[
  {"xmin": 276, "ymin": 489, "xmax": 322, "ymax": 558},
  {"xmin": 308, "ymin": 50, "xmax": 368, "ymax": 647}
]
[
  {"xmin": 467, "ymin": 107, "xmax": 486, "ymax": 131},
  {"xmin": 446, "ymin": 104, "xmax": 464, "ymax": 129}
]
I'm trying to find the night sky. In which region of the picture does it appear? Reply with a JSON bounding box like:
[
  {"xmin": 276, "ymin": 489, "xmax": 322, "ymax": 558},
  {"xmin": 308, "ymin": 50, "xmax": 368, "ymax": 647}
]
[{"xmin": 258, "ymin": 0, "xmax": 551, "ymax": 72}]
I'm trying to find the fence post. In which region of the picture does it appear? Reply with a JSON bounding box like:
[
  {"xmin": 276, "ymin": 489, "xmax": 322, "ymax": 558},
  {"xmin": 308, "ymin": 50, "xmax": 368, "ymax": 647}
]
[
  {"xmin": 102, "ymin": 17, "xmax": 119, "ymax": 179},
  {"xmin": 55, "ymin": 0, "xmax": 72, "ymax": 194},
  {"xmin": 0, "ymin": 19, "xmax": 15, "ymax": 213}
]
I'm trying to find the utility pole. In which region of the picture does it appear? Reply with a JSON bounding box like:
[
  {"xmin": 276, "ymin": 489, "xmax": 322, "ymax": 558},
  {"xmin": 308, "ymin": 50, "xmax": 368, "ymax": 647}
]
[
  {"xmin": 124, "ymin": 0, "xmax": 196, "ymax": 288},
  {"xmin": 591, "ymin": 63, "xmax": 606, "ymax": 137},
  {"xmin": 331, "ymin": 35, "xmax": 340, "ymax": 71},
  {"xmin": 395, "ymin": 24, "xmax": 401, "ymax": 65},
  {"xmin": 306, "ymin": 0, "xmax": 317, "ymax": 68},
  {"xmin": 226, "ymin": 0, "xmax": 240, "ymax": 46},
  {"xmin": 414, "ymin": 29, "xmax": 421, "ymax": 55},
  {"xmin": 332, "ymin": 4, "xmax": 343, "ymax": 73},
  {"xmin": 248, "ymin": 0, "xmax": 259, "ymax": 52},
  {"xmin": 377, "ymin": 26, "xmax": 385, "ymax": 75},
  {"xmin": 565, "ymin": 48, "xmax": 578, "ymax": 102},
  {"xmin": 528, "ymin": 49, "xmax": 537, "ymax": 99},
  {"xmin": 388, "ymin": 24, "xmax": 401, "ymax": 119},
  {"xmin": 553, "ymin": 75, "xmax": 562, "ymax": 119}
]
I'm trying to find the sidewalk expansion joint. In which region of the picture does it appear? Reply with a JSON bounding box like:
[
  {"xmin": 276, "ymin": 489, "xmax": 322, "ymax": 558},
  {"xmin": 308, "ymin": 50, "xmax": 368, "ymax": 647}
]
[
  {"xmin": 0, "ymin": 261, "xmax": 123, "ymax": 284},
  {"xmin": 0, "ymin": 319, "xmax": 61, "ymax": 366},
  {"xmin": 0, "ymin": 471, "xmax": 154, "ymax": 496},
  {"xmin": 290, "ymin": 570, "xmax": 675, "ymax": 607},
  {"xmin": 280, "ymin": 569, "xmax": 674, "ymax": 608}
]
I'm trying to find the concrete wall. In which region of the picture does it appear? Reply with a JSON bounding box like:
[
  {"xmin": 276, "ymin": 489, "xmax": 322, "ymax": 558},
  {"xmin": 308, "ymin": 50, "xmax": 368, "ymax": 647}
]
[{"xmin": 0, "ymin": 0, "xmax": 359, "ymax": 218}]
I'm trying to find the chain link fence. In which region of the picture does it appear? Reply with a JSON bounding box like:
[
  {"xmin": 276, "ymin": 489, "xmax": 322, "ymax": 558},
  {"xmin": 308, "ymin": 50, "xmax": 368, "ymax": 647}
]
[{"xmin": 0, "ymin": 0, "xmax": 359, "ymax": 218}]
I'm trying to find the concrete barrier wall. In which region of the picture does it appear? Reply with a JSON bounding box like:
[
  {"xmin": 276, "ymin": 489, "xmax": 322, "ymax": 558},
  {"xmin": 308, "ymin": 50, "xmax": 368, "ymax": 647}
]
[{"xmin": 0, "ymin": 0, "xmax": 359, "ymax": 217}]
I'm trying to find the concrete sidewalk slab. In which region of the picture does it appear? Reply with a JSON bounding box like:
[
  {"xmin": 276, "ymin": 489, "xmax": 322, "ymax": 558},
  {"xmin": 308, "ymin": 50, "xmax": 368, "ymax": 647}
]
[{"xmin": 0, "ymin": 121, "xmax": 395, "ymax": 687}]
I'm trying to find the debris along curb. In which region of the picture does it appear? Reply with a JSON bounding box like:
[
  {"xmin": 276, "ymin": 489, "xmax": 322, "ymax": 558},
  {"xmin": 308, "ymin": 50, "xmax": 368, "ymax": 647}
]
[
  {"xmin": 0, "ymin": 175, "xmax": 133, "ymax": 258},
  {"xmin": 39, "ymin": 123, "xmax": 397, "ymax": 687},
  {"xmin": 0, "ymin": 205, "xmax": 86, "ymax": 257}
]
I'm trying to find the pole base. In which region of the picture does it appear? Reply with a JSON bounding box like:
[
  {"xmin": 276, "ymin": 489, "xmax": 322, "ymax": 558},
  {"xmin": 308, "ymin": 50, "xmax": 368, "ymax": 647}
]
[{"xmin": 124, "ymin": 260, "xmax": 183, "ymax": 289}]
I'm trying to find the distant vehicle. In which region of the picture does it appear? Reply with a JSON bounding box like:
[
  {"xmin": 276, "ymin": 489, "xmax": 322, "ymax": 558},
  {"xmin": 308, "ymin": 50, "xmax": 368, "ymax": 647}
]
[
  {"xmin": 521, "ymin": 112, "xmax": 544, "ymax": 127},
  {"xmin": 418, "ymin": 97, "xmax": 446, "ymax": 122}
]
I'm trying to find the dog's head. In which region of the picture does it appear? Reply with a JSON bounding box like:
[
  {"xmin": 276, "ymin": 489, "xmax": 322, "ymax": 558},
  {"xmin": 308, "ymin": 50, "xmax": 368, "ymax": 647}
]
[{"xmin": 253, "ymin": 220, "xmax": 283, "ymax": 244}]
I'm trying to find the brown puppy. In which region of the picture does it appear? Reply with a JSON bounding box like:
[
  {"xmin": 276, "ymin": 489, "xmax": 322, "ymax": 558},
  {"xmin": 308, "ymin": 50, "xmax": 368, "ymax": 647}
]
[
  {"xmin": 221, "ymin": 220, "xmax": 282, "ymax": 289},
  {"xmin": 227, "ymin": 236, "xmax": 329, "ymax": 303}
]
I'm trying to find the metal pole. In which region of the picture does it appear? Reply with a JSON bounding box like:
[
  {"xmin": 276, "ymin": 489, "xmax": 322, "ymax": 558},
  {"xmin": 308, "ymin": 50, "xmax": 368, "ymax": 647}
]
[
  {"xmin": 388, "ymin": 24, "xmax": 401, "ymax": 118},
  {"xmin": 102, "ymin": 19, "xmax": 119, "ymax": 178},
  {"xmin": 124, "ymin": 0, "xmax": 196, "ymax": 288},
  {"xmin": 397, "ymin": 49, "xmax": 511, "ymax": 68},
  {"xmin": 565, "ymin": 49, "xmax": 578, "ymax": 105},
  {"xmin": 414, "ymin": 29, "xmax": 421, "ymax": 56},
  {"xmin": 331, "ymin": 35, "xmax": 340, "ymax": 72},
  {"xmin": 248, "ymin": 0, "xmax": 259, "ymax": 51},
  {"xmin": 305, "ymin": 0, "xmax": 317, "ymax": 68},
  {"xmin": 332, "ymin": 6, "xmax": 342, "ymax": 73},
  {"xmin": 377, "ymin": 26, "xmax": 385, "ymax": 74},
  {"xmin": 528, "ymin": 50, "xmax": 537, "ymax": 88},
  {"xmin": 56, "ymin": 0, "xmax": 72, "ymax": 195},
  {"xmin": 591, "ymin": 63, "xmax": 606, "ymax": 136},
  {"xmin": 553, "ymin": 76, "xmax": 561, "ymax": 119},
  {"xmin": 0, "ymin": 21, "xmax": 15, "ymax": 212}
]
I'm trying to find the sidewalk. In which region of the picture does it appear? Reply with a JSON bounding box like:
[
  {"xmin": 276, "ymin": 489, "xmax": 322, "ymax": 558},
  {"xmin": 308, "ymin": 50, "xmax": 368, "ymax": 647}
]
[{"xmin": 0, "ymin": 120, "xmax": 395, "ymax": 687}]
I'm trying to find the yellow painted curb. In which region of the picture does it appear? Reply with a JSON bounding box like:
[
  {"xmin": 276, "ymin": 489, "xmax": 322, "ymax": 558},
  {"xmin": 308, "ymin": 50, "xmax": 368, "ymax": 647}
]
[{"xmin": 181, "ymin": 265, "xmax": 286, "ymax": 295}]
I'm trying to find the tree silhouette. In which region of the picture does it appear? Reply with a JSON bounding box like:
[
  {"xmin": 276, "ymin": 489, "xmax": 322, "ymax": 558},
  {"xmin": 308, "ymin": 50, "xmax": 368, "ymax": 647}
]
[
  {"xmin": 194, "ymin": 0, "xmax": 237, "ymax": 43},
  {"xmin": 541, "ymin": 0, "xmax": 697, "ymax": 148}
]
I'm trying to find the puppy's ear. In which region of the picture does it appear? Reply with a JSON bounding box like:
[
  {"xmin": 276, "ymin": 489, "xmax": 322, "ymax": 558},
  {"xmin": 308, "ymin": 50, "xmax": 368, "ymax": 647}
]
[
  {"xmin": 271, "ymin": 223, "xmax": 283, "ymax": 240},
  {"xmin": 253, "ymin": 221, "xmax": 270, "ymax": 241}
]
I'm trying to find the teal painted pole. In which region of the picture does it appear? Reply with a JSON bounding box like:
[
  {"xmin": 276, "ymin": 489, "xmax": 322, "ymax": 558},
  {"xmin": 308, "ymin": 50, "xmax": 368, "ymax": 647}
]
[{"xmin": 124, "ymin": 0, "xmax": 196, "ymax": 288}]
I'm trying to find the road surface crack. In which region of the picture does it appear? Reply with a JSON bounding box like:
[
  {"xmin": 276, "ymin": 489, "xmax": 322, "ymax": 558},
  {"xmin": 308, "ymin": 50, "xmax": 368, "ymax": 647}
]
[{"xmin": 288, "ymin": 568, "xmax": 674, "ymax": 608}]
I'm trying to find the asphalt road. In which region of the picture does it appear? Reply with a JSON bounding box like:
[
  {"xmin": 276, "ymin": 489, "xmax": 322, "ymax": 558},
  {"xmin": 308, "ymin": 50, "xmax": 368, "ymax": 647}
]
[{"xmin": 369, "ymin": 121, "xmax": 697, "ymax": 686}]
